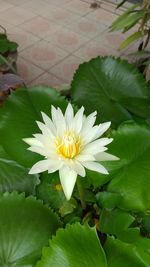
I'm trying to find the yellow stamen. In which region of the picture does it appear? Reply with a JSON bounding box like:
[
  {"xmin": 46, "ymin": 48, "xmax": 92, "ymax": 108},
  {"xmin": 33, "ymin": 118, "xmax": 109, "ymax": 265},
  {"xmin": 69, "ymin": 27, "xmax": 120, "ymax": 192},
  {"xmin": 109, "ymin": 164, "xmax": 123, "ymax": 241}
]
[{"xmin": 55, "ymin": 132, "xmax": 82, "ymax": 159}]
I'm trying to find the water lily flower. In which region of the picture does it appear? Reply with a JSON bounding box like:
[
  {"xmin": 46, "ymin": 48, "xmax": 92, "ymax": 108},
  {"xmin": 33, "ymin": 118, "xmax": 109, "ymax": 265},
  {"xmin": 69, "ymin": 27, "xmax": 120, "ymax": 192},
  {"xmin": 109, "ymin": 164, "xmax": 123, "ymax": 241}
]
[{"xmin": 23, "ymin": 104, "xmax": 118, "ymax": 200}]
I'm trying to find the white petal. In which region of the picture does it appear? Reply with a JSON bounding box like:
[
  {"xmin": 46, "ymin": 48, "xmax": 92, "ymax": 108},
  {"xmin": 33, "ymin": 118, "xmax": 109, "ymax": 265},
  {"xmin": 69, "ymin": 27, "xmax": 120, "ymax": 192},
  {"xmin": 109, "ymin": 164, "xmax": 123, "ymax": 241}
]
[
  {"xmin": 75, "ymin": 154, "xmax": 95, "ymax": 162},
  {"xmin": 82, "ymin": 138, "xmax": 113, "ymax": 155},
  {"xmin": 82, "ymin": 125, "xmax": 99, "ymax": 145},
  {"xmin": 23, "ymin": 137, "xmax": 42, "ymax": 147},
  {"xmin": 59, "ymin": 167, "xmax": 77, "ymax": 200},
  {"xmin": 82, "ymin": 145, "xmax": 107, "ymax": 155},
  {"xmin": 28, "ymin": 146, "xmax": 53, "ymax": 158},
  {"xmin": 51, "ymin": 106, "xmax": 58, "ymax": 126},
  {"xmin": 57, "ymin": 107, "xmax": 66, "ymax": 128},
  {"xmin": 82, "ymin": 161, "xmax": 108, "ymax": 175},
  {"xmin": 70, "ymin": 160, "xmax": 85, "ymax": 177},
  {"xmin": 41, "ymin": 112, "xmax": 56, "ymax": 135},
  {"xmin": 81, "ymin": 111, "xmax": 97, "ymax": 135},
  {"xmin": 33, "ymin": 133, "xmax": 54, "ymax": 150},
  {"xmin": 95, "ymin": 152, "xmax": 119, "ymax": 161},
  {"xmin": 72, "ymin": 106, "xmax": 84, "ymax": 133},
  {"xmin": 51, "ymin": 106, "xmax": 66, "ymax": 136},
  {"xmin": 48, "ymin": 160, "xmax": 63, "ymax": 173},
  {"xmin": 29, "ymin": 159, "xmax": 62, "ymax": 174},
  {"xmin": 36, "ymin": 121, "xmax": 54, "ymax": 139},
  {"xmin": 29, "ymin": 159, "xmax": 51, "ymax": 174},
  {"xmin": 93, "ymin": 121, "xmax": 111, "ymax": 140},
  {"xmin": 65, "ymin": 103, "xmax": 74, "ymax": 127}
]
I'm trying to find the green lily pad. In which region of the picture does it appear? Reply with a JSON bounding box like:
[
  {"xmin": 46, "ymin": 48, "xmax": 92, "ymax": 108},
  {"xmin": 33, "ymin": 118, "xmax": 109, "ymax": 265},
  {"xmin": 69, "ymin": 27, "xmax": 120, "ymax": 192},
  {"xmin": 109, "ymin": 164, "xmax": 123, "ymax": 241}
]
[
  {"xmin": 36, "ymin": 223, "xmax": 107, "ymax": 267},
  {"xmin": 0, "ymin": 192, "xmax": 61, "ymax": 266}
]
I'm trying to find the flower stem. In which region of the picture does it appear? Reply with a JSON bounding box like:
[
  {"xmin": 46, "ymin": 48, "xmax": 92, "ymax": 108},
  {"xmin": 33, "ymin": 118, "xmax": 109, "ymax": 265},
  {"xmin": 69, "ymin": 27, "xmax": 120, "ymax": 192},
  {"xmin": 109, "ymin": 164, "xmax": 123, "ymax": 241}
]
[{"xmin": 77, "ymin": 177, "xmax": 86, "ymax": 210}]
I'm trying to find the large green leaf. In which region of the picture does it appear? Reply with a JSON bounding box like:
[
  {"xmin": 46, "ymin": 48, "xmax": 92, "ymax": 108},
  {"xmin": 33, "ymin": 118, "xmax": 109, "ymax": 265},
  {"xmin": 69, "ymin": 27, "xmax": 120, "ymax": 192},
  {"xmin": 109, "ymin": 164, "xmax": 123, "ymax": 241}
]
[
  {"xmin": 0, "ymin": 145, "xmax": 38, "ymax": 195},
  {"xmin": 0, "ymin": 86, "xmax": 68, "ymax": 167},
  {"xmin": 100, "ymin": 209, "xmax": 141, "ymax": 243},
  {"xmin": 71, "ymin": 57, "xmax": 150, "ymax": 127},
  {"xmin": 0, "ymin": 192, "xmax": 61, "ymax": 267},
  {"xmin": 105, "ymin": 237, "xmax": 150, "ymax": 267},
  {"xmin": 141, "ymin": 214, "xmax": 150, "ymax": 234},
  {"xmin": 36, "ymin": 223, "xmax": 107, "ymax": 267},
  {"xmin": 105, "ymin": 122, "xmax": 150, "ymax": 212},
  {"xmin": 100, "ymin": 209, "xmax": 134, "ymax": 235},
  {"xmin": 0, "ymin": 158, "xmax": 39, "ymax": 195},
  {"xmin": 36, "ymin": 172, "xmax": 67, "ymax": 211}
]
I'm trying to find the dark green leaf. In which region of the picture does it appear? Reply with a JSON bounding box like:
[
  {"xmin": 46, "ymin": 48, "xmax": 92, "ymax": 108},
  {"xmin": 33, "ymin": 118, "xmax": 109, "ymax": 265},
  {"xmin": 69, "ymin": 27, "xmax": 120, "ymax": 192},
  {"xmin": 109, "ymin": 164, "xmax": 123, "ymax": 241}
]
[
  {"xmin": 106, "ymin": 122, "xmax": 150, "ymax": 212},
  {"xmin": 0, "ymin": 86, "xmax": 68, "ymax": 167},
  {"xmin": 71, "ymin": 57, "xmax": 150, "ymax": 127},
  {"xmin": 36, "ymin": 172, "xmax": 67, "ymax": 211},
  {"xmin": 0, "ymin": 39, "xmax": 9, "ymax": 54},
  {"xmin": 96, "ymin": 191, "xmax": 123, "ymax": 209},
  {"xmin": 0, "ymin": 192, "xmax": 61, "ymax": 267},
  {"xmin": 0, "ymin": 145, "xmax": 38, "ymax": 195},
  {"xmin": 100, "ymin": 209, "xmax": 141, "ymax": 243},
  {"xmin": 141, "ymin": 214, "xmax": 150, "ymax": 234},
  {"xmin": 36, "ymin": 223, "xmax": 107, "ymax": 267},
  {"xmin": 8, "ymin": 41, "xmax": 18, "ymax": 52},
  {"xmin": 105, "ymin": 237, "xmax": 150, "ymax": 267},
  {"xmin": 100, "ymin": 209, "xmax": 134, "ymax": 234}
]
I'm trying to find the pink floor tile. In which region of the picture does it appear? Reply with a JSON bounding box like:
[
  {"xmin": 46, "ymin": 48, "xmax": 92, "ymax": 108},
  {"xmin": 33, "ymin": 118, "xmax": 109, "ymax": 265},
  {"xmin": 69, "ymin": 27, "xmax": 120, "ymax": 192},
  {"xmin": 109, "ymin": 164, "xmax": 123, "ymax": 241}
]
[
  {"xmin": 20, "ymin": 0, "xmax": 55, "ymax": 15},
  {"xmin": 44, "ymin": 0, "xmax": 72, "ymax": 5},
  {"xmin": 41, "ymin": 6, "xmax": 81, "ymax": 26},
  {"xmin": 86, "ymin": 8, "xmax": 118, "ymax": 26},
  {"xmin": 45, "ymin": 28, "xmax": 89, "ymax": 53},
  {"xmin": 67, "ymin": 17, "xmax": 107, "ymax": 38},
  {"xmin": 17, "ymin": 56, "xmax": 44, "ymax": 84},
  {"xmin": 65, "ymin": 0, "xmax": 94, "ymax": 15},
  {"xmin": 29, "ymin": 72, "xmax": 67, "ymax": 88},
  {"xmin": 93, "ymin": 32, "xmax": 125, "ymax": 50},
  {"xmin": 101, "ymin": 2, "xmax": 126, "ymax": 15},
  {"xmin": 8, "ymin": 28, "xmax": 40, "ymax": 52},
  {"xmin": 0, "ymin": 6, "xmax": 36, "ymax": 26},
  {"xmin": 0, "ymin": 1, "xmax": 13, "ymax": 11},
  {"xmin": 50, "ymin": 55, "xmax": 83, "ymax": 83},
  {"xmin": 104, "ymin": 32, "xmax": 125, "ymax": 48},
  {"xmin": 20, "ymin": 17, "xmax": 61, "ymax": 38},
  {"xmin": 0, "ymin": 19, "xmax": 14, "ymax": 31},
  {"xmin": 74, "ymin": 40, "xmax": 116, "ymax": 61},
  {"xmin": 20, "ymin": 40, "xmax": 68, "ymax": 71},
  {"xmin": 4, "ymin": 0, "xmax": 31, "ymax": 5}
]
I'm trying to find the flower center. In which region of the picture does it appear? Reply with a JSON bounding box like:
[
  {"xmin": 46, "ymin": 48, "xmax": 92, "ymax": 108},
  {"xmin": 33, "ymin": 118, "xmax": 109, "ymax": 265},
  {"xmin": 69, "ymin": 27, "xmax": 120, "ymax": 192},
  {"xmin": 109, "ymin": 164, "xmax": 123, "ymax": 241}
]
[{"xmin": 55, "ymin": 132, "xmax": 81, "ymax": 159}]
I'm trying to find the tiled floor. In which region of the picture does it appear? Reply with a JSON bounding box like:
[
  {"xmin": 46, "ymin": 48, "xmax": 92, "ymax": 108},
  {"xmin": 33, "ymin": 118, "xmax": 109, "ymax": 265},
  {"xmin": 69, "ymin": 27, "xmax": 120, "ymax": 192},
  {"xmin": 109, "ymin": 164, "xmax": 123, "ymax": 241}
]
[{"xmin": 0, "ymin": 0, "xmax": 134, "ymax": 87}]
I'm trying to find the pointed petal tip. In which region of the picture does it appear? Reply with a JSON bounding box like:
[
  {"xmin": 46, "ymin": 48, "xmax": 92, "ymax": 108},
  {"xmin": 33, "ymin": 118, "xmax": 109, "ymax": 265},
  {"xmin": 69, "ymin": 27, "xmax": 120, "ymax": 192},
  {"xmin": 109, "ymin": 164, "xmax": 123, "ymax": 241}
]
[
  {"xmin": 59, "ymin": 167, "xmax": 77, "ymax": 201},
  {"xmin": 29, "ymin": 168, "xmax": 37, "ymax": 175}
]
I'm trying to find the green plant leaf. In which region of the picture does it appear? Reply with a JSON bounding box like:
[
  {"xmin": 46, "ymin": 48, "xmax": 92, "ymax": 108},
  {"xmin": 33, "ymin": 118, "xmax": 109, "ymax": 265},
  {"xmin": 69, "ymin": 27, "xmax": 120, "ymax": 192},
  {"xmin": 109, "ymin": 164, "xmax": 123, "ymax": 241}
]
[
  {"xmin": 36, "ymin": 223, "xmax": 107, "ymax": 267},
  {"xmin": 0, "ymin": 34, "xmax": 7, "ymax": 40},
  {"xmin": 100, "ymin": 209, "xmax": 141, "ymax": 243},
  {"xmin": 0, "ymin": 145, "xmax": 39, "ymax": 195},
  {"xmin": 0, "ymin": 86, "xmax": 68, "ymax": 167},
  {"xmin": 0, "ymin": 158, "xmax": 39, "ymax": 195},
  {"xmin": 0, "ymin": 192, "xmax": 61, "ymax": 267},
  {"xmin": 0, "ymin": 39, "xmax": 9, "ymax": 54},
  {"xmin": 71, "ymin": 57, "xmax": 150, "ymax": 127},
  {"xmin": 106, "ymin": 122, "xmax": 150, "ymax": 212},
  {"xmin": 36, "ymin": 172, "xmax": 67, "ymax": 211},
  {"xmin": 119, "ymin": 31, "xmax": 145, "ymax": 50},
  {"xmin": 105, "ymin": 236, "xmax": 150, "ymax": 267},
  {"xmin": 8, "ymin": 41, "xmax": 18, "ymax": 52},
  {"xmin": 141, "ymin": 214, "xmax": 150, "ymax": 234},
  {"xmin": 96, "ymin": 191, "xmax": 123, "ymax": 209},
  {"xmin": 110, "ymin": 4, "xmax": 143, "ymax": 32}
]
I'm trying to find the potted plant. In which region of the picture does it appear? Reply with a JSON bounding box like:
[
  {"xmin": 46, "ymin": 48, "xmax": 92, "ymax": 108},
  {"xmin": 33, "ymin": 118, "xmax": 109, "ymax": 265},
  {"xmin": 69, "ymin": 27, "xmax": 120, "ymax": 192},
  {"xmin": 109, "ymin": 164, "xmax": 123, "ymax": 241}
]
[{"xmin": 0, "ymin": 25, "xmax": 18, "ymax": 74}]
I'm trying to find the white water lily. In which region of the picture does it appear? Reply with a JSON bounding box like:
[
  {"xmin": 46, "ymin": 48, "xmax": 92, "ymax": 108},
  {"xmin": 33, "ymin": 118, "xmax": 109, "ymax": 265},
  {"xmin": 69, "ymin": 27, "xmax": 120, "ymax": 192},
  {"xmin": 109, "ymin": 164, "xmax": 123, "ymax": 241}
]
[{"xmin": 23, "ymin": 104, "xmax": 118, "ymax": 200}]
